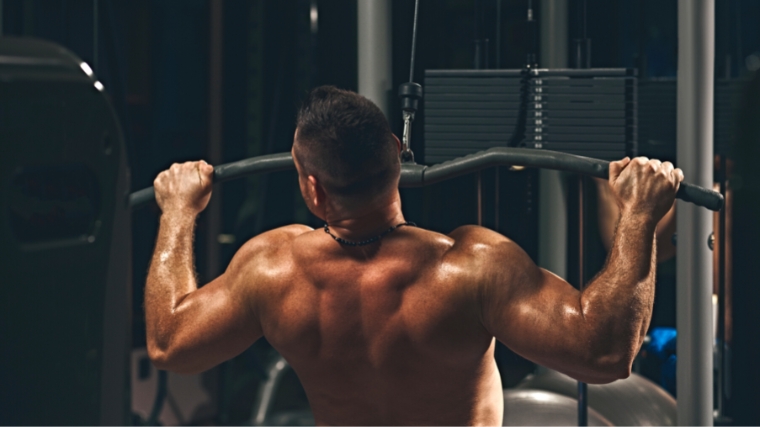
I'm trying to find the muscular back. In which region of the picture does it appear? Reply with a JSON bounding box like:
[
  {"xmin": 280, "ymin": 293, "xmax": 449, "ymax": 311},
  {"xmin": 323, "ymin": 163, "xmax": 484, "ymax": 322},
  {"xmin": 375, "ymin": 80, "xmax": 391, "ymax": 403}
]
[{"xmin": 251, "ymin": 225, "xmax": 503, "ymax": 425}]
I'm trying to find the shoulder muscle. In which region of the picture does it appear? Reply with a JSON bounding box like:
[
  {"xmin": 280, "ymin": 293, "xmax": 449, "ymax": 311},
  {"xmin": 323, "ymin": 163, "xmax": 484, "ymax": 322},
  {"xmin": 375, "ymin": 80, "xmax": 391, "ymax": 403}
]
[{"xmin": 229, "ymin": 225, "xmax": 313, "ymax": 269}]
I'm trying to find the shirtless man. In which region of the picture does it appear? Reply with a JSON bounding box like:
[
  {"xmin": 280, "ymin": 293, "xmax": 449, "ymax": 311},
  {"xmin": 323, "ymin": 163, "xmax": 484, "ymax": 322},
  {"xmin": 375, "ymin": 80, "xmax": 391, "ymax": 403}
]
[{"xmin": 145, "ymin": 86, "xmax": 683, "ymax": 425}]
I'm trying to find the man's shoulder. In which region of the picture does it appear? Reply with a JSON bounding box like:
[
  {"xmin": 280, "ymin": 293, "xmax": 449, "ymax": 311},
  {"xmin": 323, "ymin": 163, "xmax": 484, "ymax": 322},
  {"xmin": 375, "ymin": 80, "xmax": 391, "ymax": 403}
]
[
  {"xmin": 232, "ymin": 224, "xmax": 314, "ymax": 266},
  {"xmin": 443, "ymin": 225, "xmax": 536, "ymax": 278},
  {"xmin": 445, "ymin": 225, "xmax": 522, "ymax": 256}
]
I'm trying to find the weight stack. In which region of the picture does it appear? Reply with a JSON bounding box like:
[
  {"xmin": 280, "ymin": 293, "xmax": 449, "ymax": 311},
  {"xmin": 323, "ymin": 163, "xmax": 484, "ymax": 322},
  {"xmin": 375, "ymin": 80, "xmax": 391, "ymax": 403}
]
[
  {"xmin": 424, "ymin": 68, "xmax": 637, "ymax": 163},
  {"xmin": 523, "ymin": 69, "xmax": 637, "ymax": 161},
  {"xmin": 424, "ymin": 70, "xmax": 523, "ymax": 164},
  {"xmin": 0, "ymin": 38, "xmax": 132, "ymax": 425}
]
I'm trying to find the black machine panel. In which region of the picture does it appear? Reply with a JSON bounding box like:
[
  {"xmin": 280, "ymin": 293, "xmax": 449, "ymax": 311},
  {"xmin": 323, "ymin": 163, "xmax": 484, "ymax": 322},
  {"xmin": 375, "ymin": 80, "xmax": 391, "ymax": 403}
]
[
  {"xmin": 424, "ymin": 68, "xmax": 637, "ymax": 163},
  {"xmin": 715, "ymin": 78, "xmax": 745, "ymax": 156},
  {"xmin": 0, "ymin": 38, "xmax": 131, "ymax": 425}
]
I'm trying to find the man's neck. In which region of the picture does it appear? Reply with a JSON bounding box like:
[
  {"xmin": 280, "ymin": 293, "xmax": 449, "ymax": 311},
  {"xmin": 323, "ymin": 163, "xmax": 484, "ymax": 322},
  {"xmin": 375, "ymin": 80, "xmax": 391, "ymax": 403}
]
[{"xmin": 323, "ymin": 192, "xmax": 406, "ymax": 241}]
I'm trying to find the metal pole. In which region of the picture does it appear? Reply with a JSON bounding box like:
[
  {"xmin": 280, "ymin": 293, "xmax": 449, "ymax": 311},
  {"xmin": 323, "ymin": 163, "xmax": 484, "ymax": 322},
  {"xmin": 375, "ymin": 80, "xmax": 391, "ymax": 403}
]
[
  {"xmin": 494, "ymin": 168, "xmax": 500, "ymax": 230},
  {"xmin": 496, "ymin": 0, "xmax": 501, "ymax": 68},
  {"xmin": 538, "ymin": 0, "xmax": 568, "ymax": 279},
  {"xmin": 715, "ymin": 155, "xmax": 729, "ymax": 422},
  {"xmin": 540, "ymin": 0, "xmax": 569, "ymax": 69},
  {"xmin": 578, "ymin": 176, "xmax": 587, "ymax": 426},
  {"xmin": 676, "ymin": 0, "xmax": 715, "ymax": 425},
  {"xmin": 477, "ymin": 172, "xmax": 483, "ymax": 226},
  {"xmin": 357, "ymin": 0, "xmax": 392, "ymax": 118},
  {"xmin": 207, "ymin": 0, "xmax": 224, "ymax": 280},
  {"xmin": 93, "ymin": 0, "xmax": 98, "ymax": 71}
]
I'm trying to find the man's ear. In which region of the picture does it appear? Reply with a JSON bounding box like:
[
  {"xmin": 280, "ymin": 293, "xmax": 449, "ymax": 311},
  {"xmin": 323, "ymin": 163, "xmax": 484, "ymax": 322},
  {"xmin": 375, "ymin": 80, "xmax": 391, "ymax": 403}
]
[
  {"xmin": 308, "ymin": 175, "xmax": 325, "ymax": 208},
  {"xmin": 393, "ymin": 134, "xmax": 401, "ymax": 153}
]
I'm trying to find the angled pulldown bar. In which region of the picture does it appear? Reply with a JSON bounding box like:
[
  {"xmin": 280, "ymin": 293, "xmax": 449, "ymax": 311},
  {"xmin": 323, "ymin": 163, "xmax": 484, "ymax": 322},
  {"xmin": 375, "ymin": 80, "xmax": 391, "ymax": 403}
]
[{"xmin": 129, "ymin": 147, "xmax": 724, "ymax": 212}]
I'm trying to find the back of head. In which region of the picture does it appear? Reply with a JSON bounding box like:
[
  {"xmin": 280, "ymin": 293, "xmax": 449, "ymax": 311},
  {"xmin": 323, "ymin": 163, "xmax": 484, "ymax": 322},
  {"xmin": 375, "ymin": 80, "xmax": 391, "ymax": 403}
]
[{"xmin": 294, "ymin": 86, "xmax": 400, "ymax": 205}]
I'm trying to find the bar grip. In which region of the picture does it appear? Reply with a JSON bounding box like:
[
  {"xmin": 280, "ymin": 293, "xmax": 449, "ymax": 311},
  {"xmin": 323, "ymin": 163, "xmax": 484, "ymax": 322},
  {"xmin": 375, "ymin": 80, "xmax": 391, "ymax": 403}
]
[{"xmin": 676, "ymin": 182, "xmax": 724, "ymax": 212}]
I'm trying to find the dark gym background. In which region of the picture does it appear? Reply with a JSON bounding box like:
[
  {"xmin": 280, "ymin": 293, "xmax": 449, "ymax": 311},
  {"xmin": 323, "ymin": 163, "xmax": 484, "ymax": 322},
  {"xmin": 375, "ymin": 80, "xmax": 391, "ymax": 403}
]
[{"xmin": 2, "ymin": 0, "xmax": 760, "ymax": 424}]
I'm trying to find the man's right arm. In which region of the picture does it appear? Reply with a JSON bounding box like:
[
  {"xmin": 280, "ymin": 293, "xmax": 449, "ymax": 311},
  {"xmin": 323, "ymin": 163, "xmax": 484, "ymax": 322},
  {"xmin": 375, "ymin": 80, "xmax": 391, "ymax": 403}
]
[{"xmin": 478, "ymin": 157, "xmax": 683, "ymax": 384}]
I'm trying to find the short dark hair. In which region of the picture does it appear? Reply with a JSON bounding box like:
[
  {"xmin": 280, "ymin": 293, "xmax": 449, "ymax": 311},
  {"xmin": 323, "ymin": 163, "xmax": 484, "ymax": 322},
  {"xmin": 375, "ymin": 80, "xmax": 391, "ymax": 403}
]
[{"xmin": 294, "ymin": 86, "xmax": 399, "ymax": 200}]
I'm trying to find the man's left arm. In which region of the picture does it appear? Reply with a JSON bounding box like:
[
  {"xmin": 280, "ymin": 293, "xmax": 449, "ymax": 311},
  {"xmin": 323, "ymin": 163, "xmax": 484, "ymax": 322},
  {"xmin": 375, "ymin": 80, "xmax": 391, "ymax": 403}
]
[{"xmin": 145, "ymin": 161, "xmax": 262, "ymax": 374}]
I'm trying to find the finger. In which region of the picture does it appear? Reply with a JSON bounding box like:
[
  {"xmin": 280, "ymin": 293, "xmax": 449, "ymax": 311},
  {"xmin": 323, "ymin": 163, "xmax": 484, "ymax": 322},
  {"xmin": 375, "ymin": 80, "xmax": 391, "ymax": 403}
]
[
  {"xmin": 648, "ymin": 158, "xmax": 662, "ymax": 172},
  {"xmin": 674, "ymin": 168, "xmax": 684, "ymax": 191},
  {"xmin": 609, "ymin": 157, "xmax": 630, "ymax": 181},
  {"xmin": 661, "ymin": 161, "xmax": 674, "ymax": 175},
  {"xmin": 200, "ymin": 160, "xmax": 214, "ymax": 176},
  {"xmin": 635, "ymin": 156, "xmax": 650, "ymax": 166}
]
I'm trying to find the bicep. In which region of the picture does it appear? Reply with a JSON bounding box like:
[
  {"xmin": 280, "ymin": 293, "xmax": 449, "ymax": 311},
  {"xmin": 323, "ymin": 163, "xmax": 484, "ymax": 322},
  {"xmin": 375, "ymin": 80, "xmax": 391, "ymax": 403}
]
[{"xmin": 481, "ymin": 243, "xmax": 608, "ymax": 382}]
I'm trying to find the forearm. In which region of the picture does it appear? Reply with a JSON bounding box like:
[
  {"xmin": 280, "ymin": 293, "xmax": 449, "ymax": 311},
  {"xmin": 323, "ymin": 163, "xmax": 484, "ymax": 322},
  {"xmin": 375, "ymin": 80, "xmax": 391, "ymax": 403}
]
[
  {"xmin": 145, "ymin": 212, "xmax": 199, "ymax": 353},
  {"xmin": 581, "ymin": 213, "xmax": 657, "ymax": 367}
]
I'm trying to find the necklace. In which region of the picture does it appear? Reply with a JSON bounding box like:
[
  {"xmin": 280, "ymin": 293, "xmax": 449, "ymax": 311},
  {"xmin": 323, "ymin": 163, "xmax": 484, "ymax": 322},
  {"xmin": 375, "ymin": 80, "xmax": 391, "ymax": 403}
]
[{"xmin": 323, "ymin": 221, "xmax": 416, "ymax": 247}]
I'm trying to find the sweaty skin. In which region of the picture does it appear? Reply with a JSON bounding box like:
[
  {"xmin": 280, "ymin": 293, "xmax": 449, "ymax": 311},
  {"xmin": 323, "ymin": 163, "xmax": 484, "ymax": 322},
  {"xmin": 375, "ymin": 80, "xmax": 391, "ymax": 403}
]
[{"xmin": 146, "ymin": 153, "xmax": 683, "ymax": 426}]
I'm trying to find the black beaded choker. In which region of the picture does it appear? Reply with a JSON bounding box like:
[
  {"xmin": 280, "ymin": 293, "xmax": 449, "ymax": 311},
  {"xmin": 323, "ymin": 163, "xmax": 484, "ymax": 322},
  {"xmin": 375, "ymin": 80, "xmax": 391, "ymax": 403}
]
[{"xmin": 323, "ymin": 221, "xmax": 416, "ymax": 247}]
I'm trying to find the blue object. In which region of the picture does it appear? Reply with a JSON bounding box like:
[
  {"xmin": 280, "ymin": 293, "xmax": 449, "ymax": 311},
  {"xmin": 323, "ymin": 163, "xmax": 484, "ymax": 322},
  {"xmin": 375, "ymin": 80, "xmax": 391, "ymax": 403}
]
[
  {"xmin": 646, "ymin": 327, "xmax": 678, "ymax": 396},
  {"xmin": 648, "ymin": 327, "xmax": 678, "ymax": 359}
]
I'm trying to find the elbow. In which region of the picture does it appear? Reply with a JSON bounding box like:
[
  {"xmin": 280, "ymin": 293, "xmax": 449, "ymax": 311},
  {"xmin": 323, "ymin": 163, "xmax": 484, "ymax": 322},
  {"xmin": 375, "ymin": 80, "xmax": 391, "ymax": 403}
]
[
  {"xmin": 147, "ymin": 341, "xmax": 204, "ymax": 375},
  {"xmin": 586, "ymin": 351, "xmax": 634, "ymax": 384},
  {"xmin": 147, "ymin": 342, "xmax": 172, "ymax": 371}
]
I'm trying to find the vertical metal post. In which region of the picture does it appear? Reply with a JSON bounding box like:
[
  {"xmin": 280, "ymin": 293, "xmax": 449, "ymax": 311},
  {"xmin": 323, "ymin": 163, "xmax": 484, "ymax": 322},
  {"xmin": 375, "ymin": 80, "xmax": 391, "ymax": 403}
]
[
  {"xmin": 577, "ymin": 176, "xmax": 587, "ymax": 426},
  {"xmin": 538, "ymin": 0, "xmax": 568, "ymax": 279},
  {"xmin": 540, "ymin": 0, "xmax": 569, "ymax": 69},
  {"xmin": 495, "ymin": 0, "xmax": 501, "ymax": 68},
  {"xmin": 477, "ymin": 172, "xmax": 483, "ymax": 226},
  {"xmin": 714, "ymin": 155, "xmax": 729, "ymax": 422},
  {"xmin": 676, "ymin": 0, "xmax": 715, "ymax": 425},
  {"xmin": 207, "ymin": 0, "xmax": 224, "ymax": 280},
  {"xmin": 494, "ymin": 168, "xmax": 500, "ymax": 230},
  {"xmin": 358, "ymin": 0, "xmax": 392, "ymax": 118},
  {"xmin": 93, "ymin": 0, "xmax": 98, "ymax": 71}
]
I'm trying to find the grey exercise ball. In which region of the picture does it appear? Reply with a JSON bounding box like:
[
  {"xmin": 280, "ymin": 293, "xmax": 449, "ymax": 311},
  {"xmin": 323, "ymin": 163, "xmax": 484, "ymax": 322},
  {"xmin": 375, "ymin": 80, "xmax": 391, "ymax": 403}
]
[
  {"xmin": 516, "ymin": 369, "xmax": 677, "ymax": 426},
  {"xmin": 503, "ymin": 389, "xmax": 613, "ymax": 426}
]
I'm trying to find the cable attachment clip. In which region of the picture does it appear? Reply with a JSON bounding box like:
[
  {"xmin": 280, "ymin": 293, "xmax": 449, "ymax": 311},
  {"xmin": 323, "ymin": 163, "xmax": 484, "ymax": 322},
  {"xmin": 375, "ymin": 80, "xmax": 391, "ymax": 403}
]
[{"xmin": 398, "ymin": 81, "xmax": 423, "ymax": 163}]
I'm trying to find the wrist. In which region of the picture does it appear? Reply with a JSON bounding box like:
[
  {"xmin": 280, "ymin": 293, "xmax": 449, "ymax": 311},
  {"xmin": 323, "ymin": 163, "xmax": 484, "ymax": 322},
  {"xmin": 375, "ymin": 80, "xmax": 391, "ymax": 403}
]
[
  {"xmin": 618, "ymin": 209, "xmax": 658, "ymax": 233},
  {"xmin": 160, "ymin": 209, "xmax": 198, "ymax": 226}
]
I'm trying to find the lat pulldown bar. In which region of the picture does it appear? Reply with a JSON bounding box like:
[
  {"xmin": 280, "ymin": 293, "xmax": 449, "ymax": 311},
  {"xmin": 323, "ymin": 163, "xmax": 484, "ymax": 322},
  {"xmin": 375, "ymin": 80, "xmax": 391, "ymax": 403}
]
[{"xmin": 128, "ymin": 147, "xmax": 724, "ymax": 212}]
